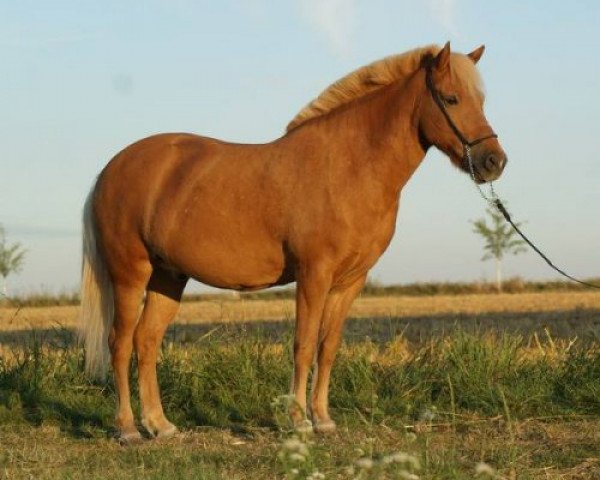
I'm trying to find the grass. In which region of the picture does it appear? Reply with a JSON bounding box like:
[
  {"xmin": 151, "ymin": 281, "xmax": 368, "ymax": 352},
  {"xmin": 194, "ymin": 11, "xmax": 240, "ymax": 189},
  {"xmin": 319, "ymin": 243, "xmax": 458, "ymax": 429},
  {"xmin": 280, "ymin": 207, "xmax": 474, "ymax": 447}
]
[
  {"xmin": 4, "ymin": 277, "xmax": 600, "ymax": 307},
  {"xmin": 2, "ymin": 327, "xmax": 600, "ymax": 478},
  {"xmin": 3, "ymin": 290, "xmax": 600, "ymax": 342}
]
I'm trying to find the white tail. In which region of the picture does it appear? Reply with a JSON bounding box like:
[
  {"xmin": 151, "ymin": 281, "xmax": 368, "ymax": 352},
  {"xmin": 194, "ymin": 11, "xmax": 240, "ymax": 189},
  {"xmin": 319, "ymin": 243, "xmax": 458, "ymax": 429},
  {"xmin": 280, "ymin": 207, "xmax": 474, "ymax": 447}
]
[{"xmin": 80, "ymin": 189, "xmax": 114, "ymax": 380}]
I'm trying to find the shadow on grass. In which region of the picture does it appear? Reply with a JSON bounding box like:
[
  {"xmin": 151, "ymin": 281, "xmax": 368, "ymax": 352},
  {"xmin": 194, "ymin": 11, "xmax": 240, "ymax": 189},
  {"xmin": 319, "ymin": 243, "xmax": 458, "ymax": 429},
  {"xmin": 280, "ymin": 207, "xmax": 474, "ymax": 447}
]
[{"xmin": 2, "ymin": 308, "xmax": 600, "ymax": 348}]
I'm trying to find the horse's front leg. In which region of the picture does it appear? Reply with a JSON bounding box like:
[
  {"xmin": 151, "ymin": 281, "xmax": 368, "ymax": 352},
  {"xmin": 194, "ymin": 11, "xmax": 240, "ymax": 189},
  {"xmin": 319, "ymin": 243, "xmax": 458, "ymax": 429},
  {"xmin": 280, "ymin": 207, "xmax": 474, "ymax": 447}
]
[
  {"xmin": 310, "ymin": 274, "xmax": 366, "ymax": 432},
  {"xmin": 290, "ymin": 263, "xmax": 332, "ymax": 431}
]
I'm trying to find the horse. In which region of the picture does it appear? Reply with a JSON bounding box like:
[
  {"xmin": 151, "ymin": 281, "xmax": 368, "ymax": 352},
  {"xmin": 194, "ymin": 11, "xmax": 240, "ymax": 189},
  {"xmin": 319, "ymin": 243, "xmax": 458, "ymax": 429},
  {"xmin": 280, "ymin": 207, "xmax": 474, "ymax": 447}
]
[{"xmin": 80, "ymin": 42, "xmax": 507, "ymax": 442}]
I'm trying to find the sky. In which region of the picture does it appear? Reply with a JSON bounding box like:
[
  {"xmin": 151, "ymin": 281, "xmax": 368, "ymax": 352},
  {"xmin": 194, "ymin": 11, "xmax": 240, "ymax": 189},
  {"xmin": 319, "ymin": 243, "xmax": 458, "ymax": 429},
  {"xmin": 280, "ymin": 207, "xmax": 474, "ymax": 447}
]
[{"xmin": 1, "ymin": 1, "xmax": 599, "ymax": 295}]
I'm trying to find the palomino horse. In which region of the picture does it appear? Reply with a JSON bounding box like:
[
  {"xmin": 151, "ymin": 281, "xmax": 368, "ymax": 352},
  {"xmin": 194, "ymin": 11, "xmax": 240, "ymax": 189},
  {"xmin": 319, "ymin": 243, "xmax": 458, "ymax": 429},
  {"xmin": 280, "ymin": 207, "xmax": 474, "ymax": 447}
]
[{"xmin": 80, "ymin": 43, "xmax": 506, "ymax": 442}]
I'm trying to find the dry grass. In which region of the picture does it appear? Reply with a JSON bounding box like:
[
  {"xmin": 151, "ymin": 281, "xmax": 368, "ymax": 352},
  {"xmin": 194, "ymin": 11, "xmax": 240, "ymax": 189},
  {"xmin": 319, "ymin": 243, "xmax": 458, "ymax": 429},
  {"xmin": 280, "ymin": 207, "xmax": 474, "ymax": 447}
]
[
  {"xmin": 1, "ymin": 291, "xmax": 599, "ymax": 332},
  {"xmin": 1, "ymin": 418, "xmax": 599, "ymax": 479}
]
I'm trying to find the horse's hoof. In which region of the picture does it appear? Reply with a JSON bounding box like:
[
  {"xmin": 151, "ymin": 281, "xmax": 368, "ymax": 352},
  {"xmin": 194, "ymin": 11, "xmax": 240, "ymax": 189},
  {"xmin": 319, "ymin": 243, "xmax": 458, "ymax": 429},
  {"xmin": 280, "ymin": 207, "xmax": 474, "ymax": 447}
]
[
  {"xmin": 117, "ymin": 430, "xmax": 144, "ymax": 445},
  {"xmin": 142, "ymin": 417, "xmax": 179, "ymax": 440},
  {"xmin": 156, "ymin": 423, "xmax": 179, "ymax": 440},
  {"xmin": 294, "ymin": 419, "xmax": 314, "ymax": 435},
  {"xmin": 313, "ymin": 419, "xmax": 337, "ymax": 434}
]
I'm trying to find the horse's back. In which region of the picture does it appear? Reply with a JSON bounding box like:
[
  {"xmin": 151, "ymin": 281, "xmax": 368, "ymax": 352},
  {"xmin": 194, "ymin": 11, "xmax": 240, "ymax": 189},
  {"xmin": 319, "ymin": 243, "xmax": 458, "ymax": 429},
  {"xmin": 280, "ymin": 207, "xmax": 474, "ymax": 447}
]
[{"xmin": 94, "ymin": 132, "xmax": 222, "ymax": 238}]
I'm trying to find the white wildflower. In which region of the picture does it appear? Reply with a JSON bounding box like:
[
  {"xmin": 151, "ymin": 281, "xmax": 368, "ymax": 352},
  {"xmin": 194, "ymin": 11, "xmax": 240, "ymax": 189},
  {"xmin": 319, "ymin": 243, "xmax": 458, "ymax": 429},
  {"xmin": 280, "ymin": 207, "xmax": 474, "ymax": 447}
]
[
  {"xmin": 288, "ymin": 453, "xmax": 306, "ymax": 463},
  {"xmin": 282, "ymin": 438, "xmax": 309, "ymax": 456},
  {"xmin": 271, "ymin": 394, "xmax": 296, "ymax": 408},
  {"xmin": 283, "ymin": 438, "xmax": 302, "ymax": 450},
  {"xmin": 307, "ymin": 470, "xmax": 325, "ymax": 480},
  {"xmin": 355, "ymin": 458, "xmax": 374, "ymax": 469},
  {"xmin": 386, "ymin": 452, "xmax": 420, "ymax": 470},
  {"xmin": 475, "ymin": 462, "xmax": 497, "ymax": 477},
  {"xmin": 398, "ymin": 472, "xmax": 420, "ymax": 480},
  {"xmin": 420, "ymin": 408, "xmax": 436, "ymax": 422}
]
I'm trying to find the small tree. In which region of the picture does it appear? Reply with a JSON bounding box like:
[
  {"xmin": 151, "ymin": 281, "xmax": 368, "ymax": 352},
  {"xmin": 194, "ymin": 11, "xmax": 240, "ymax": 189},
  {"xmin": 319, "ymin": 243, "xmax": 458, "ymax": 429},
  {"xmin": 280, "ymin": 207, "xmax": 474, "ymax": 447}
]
[
  {"xmin": 471, "ymin": 205, "xmax": 527, "ymax": 292},
  {"xmin": 0, "ymin": 225, "xmax": 26, "ymax": 296}
]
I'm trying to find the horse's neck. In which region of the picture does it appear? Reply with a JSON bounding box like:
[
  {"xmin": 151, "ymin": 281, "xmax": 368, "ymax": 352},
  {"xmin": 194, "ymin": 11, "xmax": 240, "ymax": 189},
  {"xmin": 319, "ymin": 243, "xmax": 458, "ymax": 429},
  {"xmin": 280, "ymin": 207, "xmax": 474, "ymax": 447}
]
[
  {"xmin": 362, "ymin": 72, "xmax": 427, "ymax": 192},
  {"xmin": 306, "ymin": 70, "xmax": 428, "ymax": 201}
]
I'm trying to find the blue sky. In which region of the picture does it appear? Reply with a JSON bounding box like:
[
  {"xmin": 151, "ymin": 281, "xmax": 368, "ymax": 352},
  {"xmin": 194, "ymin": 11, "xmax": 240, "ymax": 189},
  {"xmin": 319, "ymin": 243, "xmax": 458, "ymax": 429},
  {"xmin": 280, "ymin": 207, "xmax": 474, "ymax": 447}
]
[{"xmin": 1, "ymin": 1, "xmax": 599, "ymax": 294}]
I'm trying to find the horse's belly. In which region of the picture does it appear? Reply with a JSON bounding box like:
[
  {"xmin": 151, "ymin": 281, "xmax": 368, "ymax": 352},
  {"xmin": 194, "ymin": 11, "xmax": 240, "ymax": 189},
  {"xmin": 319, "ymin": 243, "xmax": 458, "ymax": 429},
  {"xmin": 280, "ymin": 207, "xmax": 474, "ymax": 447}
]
[{"xmin": 165, "ymin": 236, "xmax": 292, "ymax": 291}]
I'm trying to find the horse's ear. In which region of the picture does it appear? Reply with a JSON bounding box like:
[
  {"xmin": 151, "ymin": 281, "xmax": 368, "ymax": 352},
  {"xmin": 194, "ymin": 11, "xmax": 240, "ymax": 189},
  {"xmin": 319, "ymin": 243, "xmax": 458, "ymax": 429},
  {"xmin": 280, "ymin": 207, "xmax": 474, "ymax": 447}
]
[
  {"xmin": 468, "ymin": 45, "xmax": 485, "ymax": 64},
  {"xmin": 434, "ymin": 41, "xmax": 451, "ymax": 74}
]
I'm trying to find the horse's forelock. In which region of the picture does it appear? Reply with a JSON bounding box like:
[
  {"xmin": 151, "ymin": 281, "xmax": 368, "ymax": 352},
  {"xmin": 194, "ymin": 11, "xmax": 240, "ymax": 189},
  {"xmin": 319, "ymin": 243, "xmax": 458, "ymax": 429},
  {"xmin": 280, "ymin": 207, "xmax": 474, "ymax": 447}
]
[{"xmin": 450, "ymin": 54, "xmax": 486, "ymax": 99}]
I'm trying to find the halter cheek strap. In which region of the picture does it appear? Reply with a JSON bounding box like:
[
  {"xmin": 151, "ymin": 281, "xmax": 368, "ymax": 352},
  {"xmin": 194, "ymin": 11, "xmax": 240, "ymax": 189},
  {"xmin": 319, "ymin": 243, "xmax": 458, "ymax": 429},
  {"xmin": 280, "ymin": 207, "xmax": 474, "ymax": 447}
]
[
  {"xmin": 425, "ymin": 65, "xmax": 498, "ymax": 152},
  {"xmin": 426, "ymin": 63, "xmax": 600, "ymax": 290},
  {"xmin": 425, "ymin": 63, "xmax": 499, "ymax": 192}
]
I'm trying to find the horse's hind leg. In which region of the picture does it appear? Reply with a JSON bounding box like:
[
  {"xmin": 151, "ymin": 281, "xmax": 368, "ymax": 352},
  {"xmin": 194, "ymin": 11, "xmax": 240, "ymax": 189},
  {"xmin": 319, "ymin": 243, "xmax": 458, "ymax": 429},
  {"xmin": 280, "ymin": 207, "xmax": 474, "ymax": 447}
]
[
  {"xmin": 134, "ymin": 268, "xmax": 187, "ymax": 439},
  {"xmin": 109, "ymin": 277, "xmax": 150, "ymax": 443}
]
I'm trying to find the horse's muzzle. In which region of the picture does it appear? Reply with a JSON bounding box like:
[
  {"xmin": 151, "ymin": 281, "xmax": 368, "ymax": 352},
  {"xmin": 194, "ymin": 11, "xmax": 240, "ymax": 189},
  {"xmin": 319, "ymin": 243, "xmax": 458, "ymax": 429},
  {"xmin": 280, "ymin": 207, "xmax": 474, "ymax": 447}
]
[{"xmin": 470, "ymin": 150, "xmax": 507, "ymax": 183}]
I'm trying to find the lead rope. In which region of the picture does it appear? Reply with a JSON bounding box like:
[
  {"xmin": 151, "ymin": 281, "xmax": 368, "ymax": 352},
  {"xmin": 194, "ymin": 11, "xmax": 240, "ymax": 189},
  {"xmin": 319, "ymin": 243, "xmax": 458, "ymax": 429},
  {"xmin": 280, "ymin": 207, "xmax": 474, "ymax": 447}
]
[{"xmin": 464, "ymin": 145, "xmax": 600, "ymax": 289}]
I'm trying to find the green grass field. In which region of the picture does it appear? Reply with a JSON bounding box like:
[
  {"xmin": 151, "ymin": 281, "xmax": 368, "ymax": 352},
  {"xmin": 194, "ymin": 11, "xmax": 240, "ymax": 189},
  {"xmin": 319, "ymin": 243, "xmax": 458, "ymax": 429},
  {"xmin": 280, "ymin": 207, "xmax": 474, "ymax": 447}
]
[{"xmin": 2, "ymin": 322, "xmax": 600, "ymax": 479}]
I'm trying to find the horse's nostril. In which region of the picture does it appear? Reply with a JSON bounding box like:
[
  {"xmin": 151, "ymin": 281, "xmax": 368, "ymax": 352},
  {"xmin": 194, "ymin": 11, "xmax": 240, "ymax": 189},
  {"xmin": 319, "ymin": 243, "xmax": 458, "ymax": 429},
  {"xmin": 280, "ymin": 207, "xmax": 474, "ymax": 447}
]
[{"xmin": 485, "ymin": 155, "xmax": 497, "ymax": 170}]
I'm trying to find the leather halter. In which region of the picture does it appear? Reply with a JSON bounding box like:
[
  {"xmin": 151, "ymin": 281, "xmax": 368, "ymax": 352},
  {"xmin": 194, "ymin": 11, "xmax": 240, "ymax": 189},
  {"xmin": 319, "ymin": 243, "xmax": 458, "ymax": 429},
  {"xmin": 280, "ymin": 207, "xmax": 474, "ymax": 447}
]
[
  {"xmin": 425, "ymin": 64, "xmax": 498, "ymax": 151},
  {"xmin": 425, "ymin": 64, "xmax": 600, "ymax": 290}
]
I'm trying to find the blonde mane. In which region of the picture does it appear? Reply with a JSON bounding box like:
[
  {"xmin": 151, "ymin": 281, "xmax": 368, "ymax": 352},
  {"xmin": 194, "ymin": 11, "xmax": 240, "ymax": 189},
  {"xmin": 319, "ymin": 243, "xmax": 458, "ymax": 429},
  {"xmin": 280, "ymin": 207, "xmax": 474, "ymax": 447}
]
[{"xmin": 287, "ymin": 45, "xmax": 441, "ymax": 132}]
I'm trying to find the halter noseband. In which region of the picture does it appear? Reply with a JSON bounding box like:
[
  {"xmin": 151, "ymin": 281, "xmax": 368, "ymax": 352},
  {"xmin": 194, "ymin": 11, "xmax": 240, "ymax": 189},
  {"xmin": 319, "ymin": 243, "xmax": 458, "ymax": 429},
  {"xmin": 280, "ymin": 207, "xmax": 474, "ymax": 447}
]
[
  {"xmin": 425, "ymin": 64, "xmax": 498, "ymax": 153},
  {"xmin": 426, "ymin": 61, "xmax": 600, "ymax": 291}
]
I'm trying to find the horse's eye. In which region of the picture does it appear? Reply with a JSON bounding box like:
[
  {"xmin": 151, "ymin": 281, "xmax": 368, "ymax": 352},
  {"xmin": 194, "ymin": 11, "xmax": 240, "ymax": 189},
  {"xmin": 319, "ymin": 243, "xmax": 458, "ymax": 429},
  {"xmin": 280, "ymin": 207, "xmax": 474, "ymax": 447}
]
[{"xmin": 443, "ymin": 94, "xmax": 459, "ymax": 106}]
